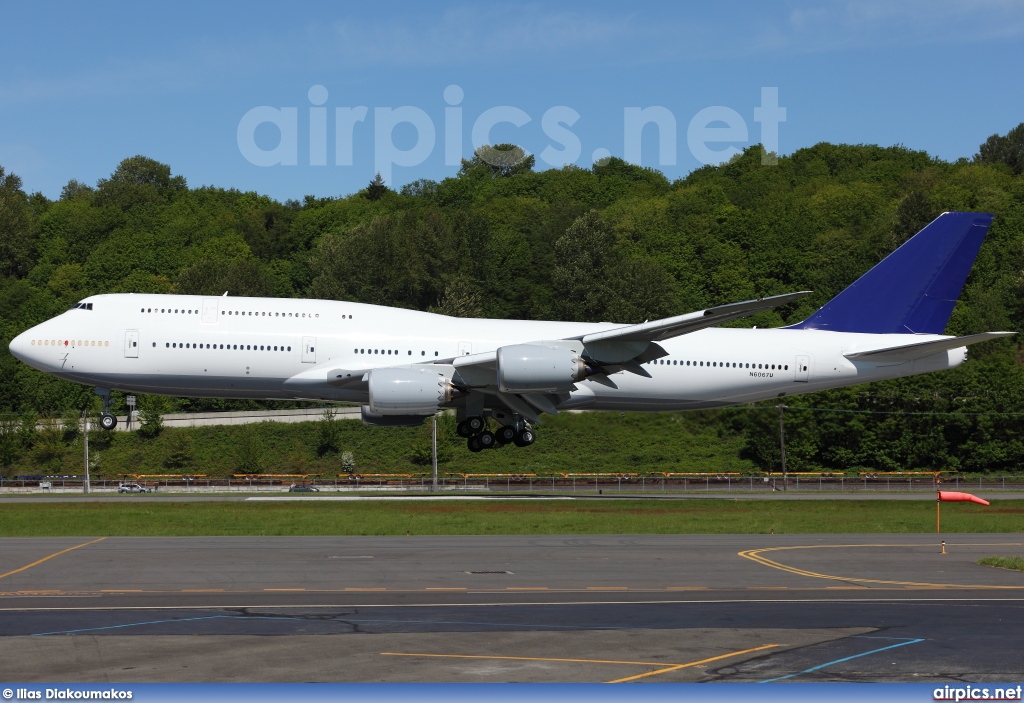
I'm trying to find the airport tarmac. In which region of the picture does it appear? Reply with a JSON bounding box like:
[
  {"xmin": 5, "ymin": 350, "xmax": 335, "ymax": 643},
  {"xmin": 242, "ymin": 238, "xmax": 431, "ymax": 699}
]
[{"xmin": 1, "ymin": 534, "xmax": 1022, "ymax": 683}]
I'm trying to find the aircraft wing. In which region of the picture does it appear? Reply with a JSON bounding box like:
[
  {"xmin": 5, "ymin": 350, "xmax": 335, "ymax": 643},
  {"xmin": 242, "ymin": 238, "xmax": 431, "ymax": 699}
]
[
  {"xmin": 440, "ymin": 291, "xmax": 812, "ymax": 420},
  {"xmin": 577, "ymin": 291, "xmax": 811, "ymax": 345},
  {"xmin": 844, "ymin": 332, "xmax": 1015, "ymax": 362}
]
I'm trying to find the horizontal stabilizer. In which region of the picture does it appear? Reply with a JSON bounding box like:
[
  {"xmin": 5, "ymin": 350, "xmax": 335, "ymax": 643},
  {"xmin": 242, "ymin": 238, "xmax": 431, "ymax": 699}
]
[{"xmin": 844, "ymin": 332, "xmax": 1014, "ymax": 363}]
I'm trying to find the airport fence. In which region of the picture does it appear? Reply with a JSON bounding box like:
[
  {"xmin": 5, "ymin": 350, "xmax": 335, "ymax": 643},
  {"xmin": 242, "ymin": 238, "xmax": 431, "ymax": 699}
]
[{"xmin": 2, "ymin": 473, "xmax": 1023, "ymax": 494}]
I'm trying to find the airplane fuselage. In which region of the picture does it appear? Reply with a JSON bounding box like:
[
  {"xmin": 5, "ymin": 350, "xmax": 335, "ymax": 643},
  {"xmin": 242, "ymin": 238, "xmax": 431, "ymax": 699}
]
[{"xmin": 9, "ymin": 293, "xmax": 964, "ymax": 412}]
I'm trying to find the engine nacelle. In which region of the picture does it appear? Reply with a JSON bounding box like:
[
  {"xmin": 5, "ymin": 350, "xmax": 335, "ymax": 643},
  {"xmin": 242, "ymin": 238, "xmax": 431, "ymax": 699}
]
[
  {"xmin": 497, "ymin": 344, "xmax": 586, "ymax": 393},
  {"xmin": 360, "ymin": 406, "xmax": 428, "ymax": 427},
  {"xmin": 367, "ymin": 367, "xmax": 456, "ymax": 415}
]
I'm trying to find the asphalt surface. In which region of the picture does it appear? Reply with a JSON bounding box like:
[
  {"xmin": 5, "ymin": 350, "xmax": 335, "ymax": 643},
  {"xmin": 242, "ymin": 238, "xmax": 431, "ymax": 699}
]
[{"xmin": 1, "ymin": 534, "xmax": 1022, "ymax": 683}]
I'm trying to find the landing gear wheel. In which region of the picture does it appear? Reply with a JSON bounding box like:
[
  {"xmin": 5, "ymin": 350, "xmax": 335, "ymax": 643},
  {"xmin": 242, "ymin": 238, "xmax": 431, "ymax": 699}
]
[
  {"xmin": 496, "ymin": 426, "xmax": 517, "ymax": 444},
  {"xmin": 456, "ymin": 420, "xmax": 473, "ymax": 438},
  {"xmin": 478, "ymin": 430, "xmax": 496, "ymax": 449},
  {"xmin": 467, "ymin": 436, "xmax": 483, "ymax": 452},
  {"xmin": 99, "ymin": 413, "xmax": 117, "ymax": 431},
  {"xmin": 466, "ymin": 416, "xmax": 486, "ymax": 434},
  {"xmin": 513, "ymin": 427, "xmax": 536, "ymax": 447}
]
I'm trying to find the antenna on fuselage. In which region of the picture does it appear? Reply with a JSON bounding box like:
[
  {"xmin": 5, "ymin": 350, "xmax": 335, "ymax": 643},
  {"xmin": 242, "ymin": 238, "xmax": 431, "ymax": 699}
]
[{"xmin": 222, "ymin": 292, "xmax": 228, "ymax": 296}]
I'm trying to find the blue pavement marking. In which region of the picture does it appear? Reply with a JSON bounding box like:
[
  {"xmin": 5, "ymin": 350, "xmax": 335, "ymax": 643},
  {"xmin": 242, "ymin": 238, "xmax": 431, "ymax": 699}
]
[
  {"xmin": 758, "ymin": 638, "xmax": 925, "ymax": 683},
  {"xmin": 30, "ymin": 615, "xmax": 302, "ymax": 636},
  {"xmin": 30, "ymin": 615, "xmax": 624, "ymax": 636}
]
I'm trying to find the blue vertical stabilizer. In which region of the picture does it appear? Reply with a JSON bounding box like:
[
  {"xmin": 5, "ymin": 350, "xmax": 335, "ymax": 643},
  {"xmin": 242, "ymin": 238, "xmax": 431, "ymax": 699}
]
[{"xmin": 788, "ymin": 212, "xmax": 993, "ymax": 334}]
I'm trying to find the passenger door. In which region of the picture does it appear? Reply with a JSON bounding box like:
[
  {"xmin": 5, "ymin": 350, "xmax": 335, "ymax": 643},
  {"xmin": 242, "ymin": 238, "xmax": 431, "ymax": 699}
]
[
  {"xmin": 202, "ymin": 297, "xmax": 219, "ymax": 323},
  {"xmin": 124, "ymin": 330, "xmax": 139, "ymax": 358},
  {"xmin": 794, "ymin": 354, "xmax": 810, "ymax": 382},
  {"xmin": 302, "ymin": 336, "xmax": 317, "ymax": 363}
]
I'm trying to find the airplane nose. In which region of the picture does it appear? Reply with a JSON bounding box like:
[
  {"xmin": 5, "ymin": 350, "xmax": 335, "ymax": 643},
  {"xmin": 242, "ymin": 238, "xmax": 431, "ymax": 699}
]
[{"xmin": 8, "ymin": 329, "xmax": 31, "ymax": 363}]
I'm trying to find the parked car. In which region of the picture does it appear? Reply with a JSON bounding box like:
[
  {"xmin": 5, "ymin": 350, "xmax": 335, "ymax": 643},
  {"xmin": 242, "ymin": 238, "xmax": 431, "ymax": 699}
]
[
  {"xmin": 288, "ymin": 484, "xmax": 319, "ymax": 492},
  {"xmin": 118, "ymin": 482, "xmax": 152, "ymax": 493}
]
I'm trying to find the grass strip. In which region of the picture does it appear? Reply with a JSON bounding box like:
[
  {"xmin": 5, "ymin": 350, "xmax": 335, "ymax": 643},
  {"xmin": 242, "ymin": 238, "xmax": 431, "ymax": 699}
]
[
  {"xmin": 1, "ymin": 499, "xmax": 1022, "ymax": 537},
  {"xmin": 978, "ymin": 556, "xmax": 1024, "ymax": 572}
]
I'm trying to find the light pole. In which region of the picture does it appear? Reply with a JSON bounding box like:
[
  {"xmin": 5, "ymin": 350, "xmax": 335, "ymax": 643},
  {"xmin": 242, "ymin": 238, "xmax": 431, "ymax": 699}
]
[
  {"xmin": 82, "ymin": 409, "xmax": 90, "ymax": 494},
  {"xmin": 776, "ymin": 403, "xmax": 787, "ymax": 492},
  {"xmin": 126, "ymin": 395, "xmax": 136, "ymax": 431},
  {"xmin": 431, "ymin": 414, "xmax": 438, "ymax": 492}
]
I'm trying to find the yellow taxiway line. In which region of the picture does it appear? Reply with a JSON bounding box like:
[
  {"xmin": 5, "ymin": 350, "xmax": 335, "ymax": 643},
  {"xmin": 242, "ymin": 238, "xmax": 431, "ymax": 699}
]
[
  {"xmin": 381, "ymin": 643, "xmax": 779, "ymax": 683},
  {"xmin": 0, "ymin": 538, "xmax": 106, "ymax": 581},
  {"xmin": 738, "ymin": 543, "xmax": 1024, "ymax": 589},
  {"xmin": 606, "ymin": 643, "xmax": 779, "ymax": 683}
]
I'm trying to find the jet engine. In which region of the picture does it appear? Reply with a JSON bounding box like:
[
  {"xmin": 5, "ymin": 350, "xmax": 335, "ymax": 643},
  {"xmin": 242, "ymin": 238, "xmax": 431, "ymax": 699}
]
[
  {"xmin": 360, "ymin": 406, "xmax": 429, "ymax": 427},
  {"xmin": 496, "ymin": 344, "xmax": 587, "ymax": 393},
  {"xmin": 367, "ymin": 367, "xmax": 459, "ymax": 415}
]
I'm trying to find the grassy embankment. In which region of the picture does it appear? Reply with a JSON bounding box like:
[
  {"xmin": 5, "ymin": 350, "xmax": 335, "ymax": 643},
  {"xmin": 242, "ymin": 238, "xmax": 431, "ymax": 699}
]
[
  {"xmin": 5, "ymin": 410, "xmax": 756, "ymax": 477},
  {"xmin": 1, "ymin": 499, "xmax": 1022, "ymax": 537}
]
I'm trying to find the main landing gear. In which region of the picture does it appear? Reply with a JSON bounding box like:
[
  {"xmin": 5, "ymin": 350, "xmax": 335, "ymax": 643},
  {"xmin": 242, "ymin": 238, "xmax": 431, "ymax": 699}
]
[
  {"xmin": 95, "ymin": 387, "xmax": 117, "ymax": 431},
  {"xmin": 457, "ymin": 416, "xmax": 535, "ymax": 452}
]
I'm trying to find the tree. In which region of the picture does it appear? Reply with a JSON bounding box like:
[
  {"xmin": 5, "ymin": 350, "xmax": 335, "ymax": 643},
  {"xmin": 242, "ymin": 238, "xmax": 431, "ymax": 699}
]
[
  {"xmin": 891, "ymin": 189, "xmax": 937, "ymax": 249},
  {"xmin": 459, "ymin": 144, "xmax": 535, "ymax": 178},
  {"xmin": 316, "ymin": 409, "xmax": 342, "ymax": 457},
  {"xmin": 95, "ymin": 155, "xmax": 187, "ymax": 209},
  {"xmin": 177, "ymin": 259, "xmax": 276, "ymax": 297},
  {"xmin": 364, "ymin": 172, "xmax": 390, "ymax": 201},
  {"xmin": 235, "ymin": 425, "xmax": 264, "ymax": 473},
  {"xmin": 0, "ymin": 166, "xmax": 36, "ymax": 277},
  {"xmin": 137, "ymin": 395, "xmax": 171, "ymax": 438},
  {"xmin": 0, "ymin": 415, "xmax": 22, "ymax": 468},
  {"xmin": 163, "ymin": 432, "xmax": 195, "ymax": 470},
  {"xmin": 551, "ymin": 210, "xmax": 618, "ymax": 321},
  {"xmin": 429, "ymin": 275, "xmax": 484, "ymax": 318},
  {"xmin": 60, "ymin": 179, "xmax": 95, "ymax": 202},
  {"xmin": 975, "ymin": 122, "xmax": 1024, "ymax": 174}
]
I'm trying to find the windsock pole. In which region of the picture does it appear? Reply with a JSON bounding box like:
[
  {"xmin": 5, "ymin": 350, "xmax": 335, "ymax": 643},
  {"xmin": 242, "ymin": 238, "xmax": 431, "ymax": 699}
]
[{"xmin": 936, "ymin": 490, "xmax": 990, "ymax": 536}]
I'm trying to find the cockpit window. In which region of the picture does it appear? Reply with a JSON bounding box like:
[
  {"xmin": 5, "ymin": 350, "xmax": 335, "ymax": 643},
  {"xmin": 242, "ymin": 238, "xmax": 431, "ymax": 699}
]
[{"xmin": 70, "ymin": 302, "xmax": 94, "ymax": 310}]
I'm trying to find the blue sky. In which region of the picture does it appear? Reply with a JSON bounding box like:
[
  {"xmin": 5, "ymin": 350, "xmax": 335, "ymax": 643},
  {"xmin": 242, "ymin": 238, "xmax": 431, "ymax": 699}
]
[{"xmin": 1, "ymin": 1, "xmax": 1023, "ymax": 202}]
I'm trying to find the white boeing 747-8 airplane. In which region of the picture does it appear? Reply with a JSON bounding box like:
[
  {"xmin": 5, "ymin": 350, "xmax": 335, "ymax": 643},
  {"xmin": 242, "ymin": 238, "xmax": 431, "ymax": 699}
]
[{"xmin": 8, "ymin": 212, "xmax": 1014, "ymax": 452}]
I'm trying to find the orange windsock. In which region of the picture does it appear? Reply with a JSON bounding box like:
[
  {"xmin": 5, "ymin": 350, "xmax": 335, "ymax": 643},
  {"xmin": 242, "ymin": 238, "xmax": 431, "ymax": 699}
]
[{"xmin": 937, "ymin": 491, "xmax": 990, "ymax": 506}]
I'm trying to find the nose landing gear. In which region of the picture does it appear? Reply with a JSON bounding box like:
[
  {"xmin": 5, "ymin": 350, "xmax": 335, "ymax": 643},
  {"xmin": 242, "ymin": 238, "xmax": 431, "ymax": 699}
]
[{"xmin": 95, "ymin": 386, "xmax": 117, "ymax": 431}]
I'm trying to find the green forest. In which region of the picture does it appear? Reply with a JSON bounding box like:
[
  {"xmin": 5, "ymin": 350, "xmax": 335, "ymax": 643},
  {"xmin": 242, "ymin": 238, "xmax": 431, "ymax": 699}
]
[{"xmin": 1, "ymin": 126, "xmax": 1023, "ymax": 476}]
